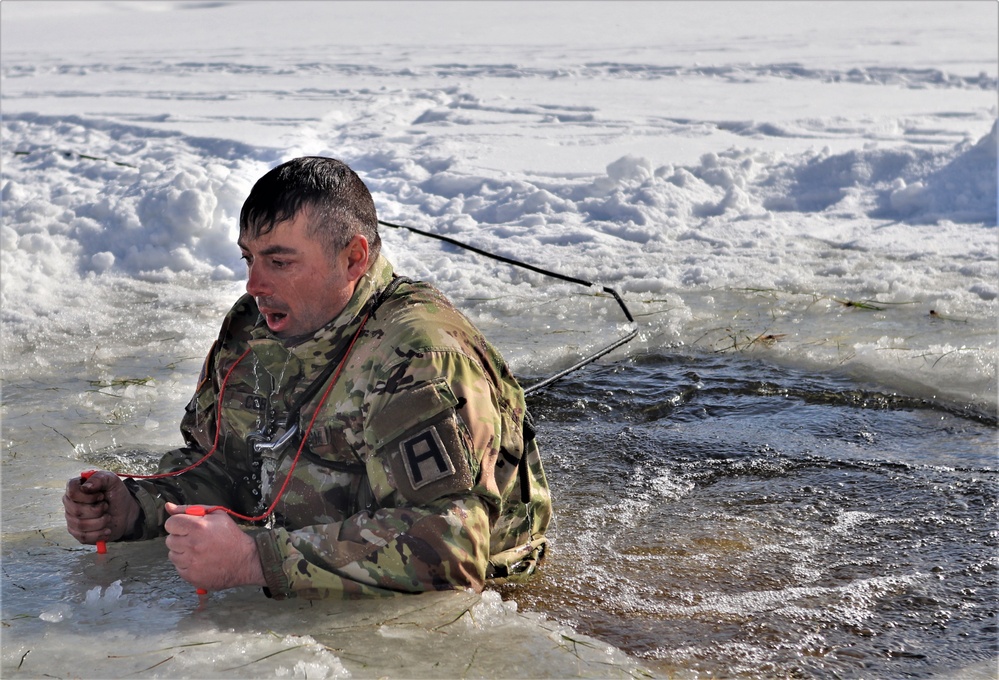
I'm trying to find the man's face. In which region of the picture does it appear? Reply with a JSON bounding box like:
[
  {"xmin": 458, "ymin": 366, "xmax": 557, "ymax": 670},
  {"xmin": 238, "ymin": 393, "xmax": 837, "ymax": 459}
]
[{"xmin": 238, "ymin": 211, "xmax": 367, "ymax": 339}]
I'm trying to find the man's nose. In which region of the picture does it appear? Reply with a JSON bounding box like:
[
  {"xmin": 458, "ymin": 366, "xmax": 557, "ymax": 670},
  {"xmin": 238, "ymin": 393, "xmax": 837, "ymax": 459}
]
[{"xmin": 245, "ymin": 263, "xmax": 270, "ymax": 297}]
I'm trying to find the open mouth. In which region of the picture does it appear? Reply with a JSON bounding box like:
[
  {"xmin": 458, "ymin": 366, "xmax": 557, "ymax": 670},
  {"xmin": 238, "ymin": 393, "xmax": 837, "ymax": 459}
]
[{"xmin": 258, "ymin": 306, "xmax": 290, "ymax": 333}]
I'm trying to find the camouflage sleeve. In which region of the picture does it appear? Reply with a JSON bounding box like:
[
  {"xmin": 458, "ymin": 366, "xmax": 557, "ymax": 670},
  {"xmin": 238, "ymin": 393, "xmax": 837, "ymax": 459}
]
[
  {"xmin": 254, "ymin": 350, "xmax": 505, "ymax": 598},
  {"xmin": 123, "ymin": 341, "xmax": 261, "ymax": 540}
]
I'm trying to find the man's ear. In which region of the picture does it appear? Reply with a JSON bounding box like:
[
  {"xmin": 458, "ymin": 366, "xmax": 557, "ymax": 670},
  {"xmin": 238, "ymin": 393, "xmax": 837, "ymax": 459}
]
[{"xmin": 344, "ymin": 235, "xmax": 369, "ymax": 279}]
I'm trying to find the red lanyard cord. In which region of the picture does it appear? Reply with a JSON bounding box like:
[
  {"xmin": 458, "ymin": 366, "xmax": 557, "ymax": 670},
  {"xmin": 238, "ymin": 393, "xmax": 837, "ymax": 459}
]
[
  {"xmin": 119, "ymin": 346, "xmax": 254, "ymax": 482},
  {"xmin": 219, "ymin": 309, "xmax": 369, "ymax": 523},
  {"xmin": 95, "ymin": 309, "xmax": 372, "ymax": 524}
]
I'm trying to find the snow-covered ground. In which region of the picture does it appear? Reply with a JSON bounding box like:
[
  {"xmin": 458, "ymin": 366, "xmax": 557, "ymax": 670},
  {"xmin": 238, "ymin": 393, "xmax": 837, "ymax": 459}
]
[{"xmin": 3, "ymin": 1, "xmax": 996, "ymax": 411}]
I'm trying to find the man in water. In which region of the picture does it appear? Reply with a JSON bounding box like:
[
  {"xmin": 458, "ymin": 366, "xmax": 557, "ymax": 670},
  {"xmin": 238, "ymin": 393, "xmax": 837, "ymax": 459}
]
[{"xmin": 63, "ymin": 157, "xmax": 551, "ymax": 598}]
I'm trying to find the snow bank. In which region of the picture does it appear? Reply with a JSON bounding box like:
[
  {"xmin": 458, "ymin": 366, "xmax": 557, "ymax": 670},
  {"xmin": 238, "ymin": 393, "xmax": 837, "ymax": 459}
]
[
  {"xmin": 1, "ymin": 0, "xmax": 995, "ymax": 409},
  {"xmin": 2, "ymin": 115, "xmax": 263, "ymax": 284},
  {"xmin": 4, "ymin": 114, "xmax": 991, "ymax": 293},
  {"xmin": 3, "ymin": 112, "xmax": 995, "ymax": 411}
]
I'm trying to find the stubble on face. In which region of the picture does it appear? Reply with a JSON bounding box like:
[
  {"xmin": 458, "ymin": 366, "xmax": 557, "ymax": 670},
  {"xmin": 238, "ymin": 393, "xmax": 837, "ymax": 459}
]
[{"xmin": 240, "ymin": 212, "xmax": 356, "ymax": 340}]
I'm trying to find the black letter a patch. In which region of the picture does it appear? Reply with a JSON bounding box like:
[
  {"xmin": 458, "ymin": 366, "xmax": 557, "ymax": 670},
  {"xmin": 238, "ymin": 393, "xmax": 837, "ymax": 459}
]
[{"xmin": 400, "ymin": 426, "xmax": 455, "ymax": 490}]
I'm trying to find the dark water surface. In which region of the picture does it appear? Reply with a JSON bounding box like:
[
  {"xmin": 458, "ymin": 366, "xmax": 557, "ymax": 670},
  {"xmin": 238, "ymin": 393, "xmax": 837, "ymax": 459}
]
[{"xmin": 507, "ymin": 352, "xmax": 998, "ymax": 678}]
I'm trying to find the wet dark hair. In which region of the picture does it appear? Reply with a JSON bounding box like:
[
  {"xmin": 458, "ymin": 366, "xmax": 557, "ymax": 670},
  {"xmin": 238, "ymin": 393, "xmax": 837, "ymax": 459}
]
[{"xmin": 239, "ymin": 156, "xmax": 381, "ymax": 261}]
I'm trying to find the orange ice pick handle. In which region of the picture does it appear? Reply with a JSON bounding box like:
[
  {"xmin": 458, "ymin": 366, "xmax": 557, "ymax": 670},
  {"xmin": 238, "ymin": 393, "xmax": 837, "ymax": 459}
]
[
  {"xmin": 79, "ymin": 470, "xmax": 107, "ymax": 554},
  {"xmin": 185, "ymin": 506, "xmax": 209, "ymax": 595}
]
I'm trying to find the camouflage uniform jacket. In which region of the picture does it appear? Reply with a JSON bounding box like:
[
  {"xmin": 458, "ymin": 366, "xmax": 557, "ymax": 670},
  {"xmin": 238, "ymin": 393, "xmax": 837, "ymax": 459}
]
[{"xmin": 125, "ymin": 255, "xmax": 552, "ymax": 598}]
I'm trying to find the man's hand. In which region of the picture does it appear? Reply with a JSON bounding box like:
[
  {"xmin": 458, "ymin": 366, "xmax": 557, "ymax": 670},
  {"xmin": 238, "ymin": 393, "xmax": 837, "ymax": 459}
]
[
  {"xmin": 164, "ymin": 502, "xmax": 267, "ymax": 592},
  {"xmin": 64, "ymin": 470, "xmax": 140, "ymax": 544}
]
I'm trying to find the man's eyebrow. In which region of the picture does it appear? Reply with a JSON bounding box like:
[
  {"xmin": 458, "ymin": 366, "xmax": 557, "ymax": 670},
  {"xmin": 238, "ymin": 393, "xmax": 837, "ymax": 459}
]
[{"xmin": 238, "ymin": 241, "xmax": 300, "ymax": 257}]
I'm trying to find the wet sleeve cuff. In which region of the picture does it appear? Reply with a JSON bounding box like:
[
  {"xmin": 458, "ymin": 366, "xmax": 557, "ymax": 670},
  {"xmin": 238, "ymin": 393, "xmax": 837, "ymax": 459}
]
[
  {"xmin": 122, "ymin": 480, "xmax": 165, "ymax": 541},
  {"xmin": 254, "ymin": 529, "xmax": 294, "ymax": 600}
]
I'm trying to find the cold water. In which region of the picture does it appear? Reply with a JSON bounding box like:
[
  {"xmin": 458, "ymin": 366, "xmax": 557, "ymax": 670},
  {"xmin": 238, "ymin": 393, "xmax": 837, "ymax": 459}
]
[{"xmin": 513, "ymin": 352, "xmax": 997, "ymax": 678}]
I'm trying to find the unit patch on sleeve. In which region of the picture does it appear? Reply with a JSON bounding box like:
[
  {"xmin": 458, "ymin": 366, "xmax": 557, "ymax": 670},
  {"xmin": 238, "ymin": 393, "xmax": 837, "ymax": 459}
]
[
  {"xmin": 370, "ymin": 380, "xmax": 475, "ymax": 504},
  {"xmin": 400, "ymin": 425, "xmax": 454, "ymax": 489}
]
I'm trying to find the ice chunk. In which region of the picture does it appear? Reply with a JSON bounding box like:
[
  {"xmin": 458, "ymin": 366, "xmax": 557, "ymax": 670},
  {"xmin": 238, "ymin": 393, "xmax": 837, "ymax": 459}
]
[
  {"xmin": 84, "ymin": 585, "xmax": 103, "ymax": 607},
  {"xmin": 39, "ymin": 603, "xmax": 73, "ymax": 622},
  {"xmin": 105, "ymin": 580, "xmax": 123, "ymax": 602}
]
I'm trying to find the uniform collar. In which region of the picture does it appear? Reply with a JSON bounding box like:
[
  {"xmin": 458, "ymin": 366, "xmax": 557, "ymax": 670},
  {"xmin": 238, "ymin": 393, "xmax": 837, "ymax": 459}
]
[{"xmin": 246, "ymin": 255, "xmax": 395, "ymax": 393}]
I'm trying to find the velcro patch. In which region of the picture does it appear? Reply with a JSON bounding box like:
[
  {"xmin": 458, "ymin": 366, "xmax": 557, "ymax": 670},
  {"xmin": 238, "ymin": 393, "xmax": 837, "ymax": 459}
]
[
  {"xmin": 244, "ymin": 395, "xmax": 268, "ymax": 412},
  {"xmin": 400, "ymin": 426, "xmax": 455, "ymax": 490},
  {"xmin": 224, "ymin": 390, "xmax": 267, "ymax": 412}
]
